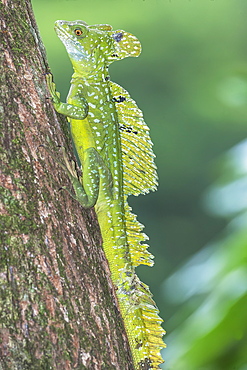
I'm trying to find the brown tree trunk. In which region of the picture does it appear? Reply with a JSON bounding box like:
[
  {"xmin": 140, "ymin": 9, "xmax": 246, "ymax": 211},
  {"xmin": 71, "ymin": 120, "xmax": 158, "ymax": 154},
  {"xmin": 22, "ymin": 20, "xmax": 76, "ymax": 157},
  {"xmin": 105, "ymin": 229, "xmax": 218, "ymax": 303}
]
[{"xmin": 0, "ymin": 0, "xmax": 133, "ymax": 368}]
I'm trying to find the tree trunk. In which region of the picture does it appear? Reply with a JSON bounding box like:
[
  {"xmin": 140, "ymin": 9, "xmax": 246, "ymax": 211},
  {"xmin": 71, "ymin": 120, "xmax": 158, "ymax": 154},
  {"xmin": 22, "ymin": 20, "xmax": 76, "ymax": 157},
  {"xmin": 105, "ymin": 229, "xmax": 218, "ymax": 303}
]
[{"xmin": 0, "ymin": 0, "xmax": 134, "ymax": 368}]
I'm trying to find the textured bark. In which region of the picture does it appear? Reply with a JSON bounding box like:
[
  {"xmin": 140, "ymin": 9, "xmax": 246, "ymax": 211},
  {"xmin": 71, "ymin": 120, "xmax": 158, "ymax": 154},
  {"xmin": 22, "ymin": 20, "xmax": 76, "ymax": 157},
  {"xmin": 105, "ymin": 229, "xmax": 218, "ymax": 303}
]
[{"xmin": 0, "ymin": 0, "xmax": 134, "ymax": 369}]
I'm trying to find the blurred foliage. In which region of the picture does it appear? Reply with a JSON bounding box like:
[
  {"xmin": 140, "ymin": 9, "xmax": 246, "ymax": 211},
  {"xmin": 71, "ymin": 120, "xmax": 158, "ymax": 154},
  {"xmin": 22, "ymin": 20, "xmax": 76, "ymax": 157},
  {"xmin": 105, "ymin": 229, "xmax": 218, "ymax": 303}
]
[
  {"xmin": 162, "ymin": 143, "xmax": 247, "ymax": 369},
  {"xmin": 32, "ymin": 0, "xmax": 247, "ymax": 368}
]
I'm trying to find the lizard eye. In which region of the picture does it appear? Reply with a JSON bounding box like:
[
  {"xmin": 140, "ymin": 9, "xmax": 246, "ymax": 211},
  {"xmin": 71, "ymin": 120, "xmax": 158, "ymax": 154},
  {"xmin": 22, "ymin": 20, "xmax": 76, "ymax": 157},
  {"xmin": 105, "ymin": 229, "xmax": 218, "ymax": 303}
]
[{"xmin": 74, "ymin": 28, "xmax": 83, "ymax": 36}]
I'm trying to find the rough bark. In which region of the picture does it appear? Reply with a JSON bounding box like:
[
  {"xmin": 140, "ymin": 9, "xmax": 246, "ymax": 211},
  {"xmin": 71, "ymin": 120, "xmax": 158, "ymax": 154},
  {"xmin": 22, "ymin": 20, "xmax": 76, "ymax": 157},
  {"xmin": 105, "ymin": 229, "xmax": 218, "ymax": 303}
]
[{"xmin": 0, "ymin": 0, "xmax": 134, "ymax": 369}]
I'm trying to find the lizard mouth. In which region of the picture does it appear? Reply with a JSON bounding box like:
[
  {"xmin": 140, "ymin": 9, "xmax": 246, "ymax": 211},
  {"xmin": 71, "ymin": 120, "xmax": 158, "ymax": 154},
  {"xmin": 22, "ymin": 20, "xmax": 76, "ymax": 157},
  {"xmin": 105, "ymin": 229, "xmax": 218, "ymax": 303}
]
[{"xmin": 54, "ymin": 24, "xmax": 74, "ymax": 44}]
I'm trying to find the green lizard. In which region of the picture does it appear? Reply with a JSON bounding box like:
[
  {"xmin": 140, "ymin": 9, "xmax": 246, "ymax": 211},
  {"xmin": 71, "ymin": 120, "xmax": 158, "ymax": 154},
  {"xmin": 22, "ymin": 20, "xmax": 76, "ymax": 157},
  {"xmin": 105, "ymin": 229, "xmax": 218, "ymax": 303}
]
[{"xmin": 46, "ymin": 20, "xmax": 165, "ymax": 369}]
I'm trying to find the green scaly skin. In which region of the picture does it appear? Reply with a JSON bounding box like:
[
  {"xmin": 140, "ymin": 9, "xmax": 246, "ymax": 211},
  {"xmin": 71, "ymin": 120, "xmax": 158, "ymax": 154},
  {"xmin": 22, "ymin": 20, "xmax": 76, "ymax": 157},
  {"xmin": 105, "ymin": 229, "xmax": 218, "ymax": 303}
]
[{"xmin": 46, "ymin": 20, "xmax": 165, "ymax": 369}]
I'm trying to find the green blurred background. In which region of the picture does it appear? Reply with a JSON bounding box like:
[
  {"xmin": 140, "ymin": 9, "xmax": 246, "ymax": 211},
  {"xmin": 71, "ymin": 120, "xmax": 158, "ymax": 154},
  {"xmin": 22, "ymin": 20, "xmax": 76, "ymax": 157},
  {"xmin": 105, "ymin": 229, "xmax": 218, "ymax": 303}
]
[{"xmin": 32, "ymin": 0, "xmax": 247, "ymax": 368}]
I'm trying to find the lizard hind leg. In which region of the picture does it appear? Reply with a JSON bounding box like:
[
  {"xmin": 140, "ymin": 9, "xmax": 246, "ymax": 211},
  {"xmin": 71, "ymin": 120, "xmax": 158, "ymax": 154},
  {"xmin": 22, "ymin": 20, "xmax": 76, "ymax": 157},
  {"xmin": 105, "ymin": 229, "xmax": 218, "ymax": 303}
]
[
  {"xmin": 59, "ymin": 146, "xmax": 102, "ymax": 208},
  {"xmin": 39, "ymin": 145, "xmax": 100, "ymax": 209}
]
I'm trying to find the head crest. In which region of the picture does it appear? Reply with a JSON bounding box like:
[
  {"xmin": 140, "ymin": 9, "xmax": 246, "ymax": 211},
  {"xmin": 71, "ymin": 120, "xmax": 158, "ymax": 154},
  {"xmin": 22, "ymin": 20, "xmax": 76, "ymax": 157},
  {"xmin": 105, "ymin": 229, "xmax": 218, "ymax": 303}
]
[{"xmin": 107, "ymin": 29, "xmax": 141, "ymax": 63}]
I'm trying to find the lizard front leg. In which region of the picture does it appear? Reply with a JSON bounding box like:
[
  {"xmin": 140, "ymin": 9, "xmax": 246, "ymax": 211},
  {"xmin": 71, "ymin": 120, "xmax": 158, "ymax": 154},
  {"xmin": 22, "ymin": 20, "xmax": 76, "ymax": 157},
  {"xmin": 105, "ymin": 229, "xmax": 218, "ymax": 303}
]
[{"xmin": 46, "ymin": 73, "xmax": 88, "ymax": 119}]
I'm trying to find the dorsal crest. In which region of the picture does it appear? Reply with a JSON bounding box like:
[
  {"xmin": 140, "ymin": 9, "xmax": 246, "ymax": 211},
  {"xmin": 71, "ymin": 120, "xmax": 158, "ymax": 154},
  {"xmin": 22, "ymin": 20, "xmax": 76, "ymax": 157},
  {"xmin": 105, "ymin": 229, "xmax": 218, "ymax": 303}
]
[
  {"xmin": 90, "ymin": 24, "xmax": 141, "ymax": 62},
  {"xmin": 110, "ymin": 82, "xmax": 158, "ymax": 197}
]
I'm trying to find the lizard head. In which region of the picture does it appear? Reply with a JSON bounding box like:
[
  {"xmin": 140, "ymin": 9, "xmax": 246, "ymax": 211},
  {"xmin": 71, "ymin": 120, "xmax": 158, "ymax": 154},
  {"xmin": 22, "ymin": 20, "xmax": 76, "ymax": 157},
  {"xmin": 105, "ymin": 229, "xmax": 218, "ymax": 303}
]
[{"xmin": 54, "ymin": 20, "xmax": 141, "ymax": 78}]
